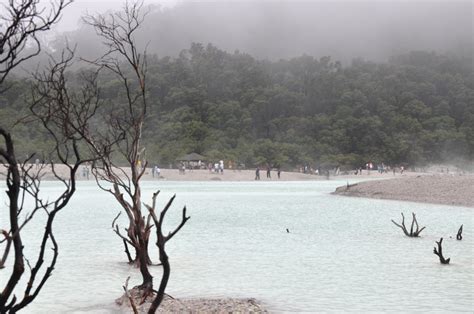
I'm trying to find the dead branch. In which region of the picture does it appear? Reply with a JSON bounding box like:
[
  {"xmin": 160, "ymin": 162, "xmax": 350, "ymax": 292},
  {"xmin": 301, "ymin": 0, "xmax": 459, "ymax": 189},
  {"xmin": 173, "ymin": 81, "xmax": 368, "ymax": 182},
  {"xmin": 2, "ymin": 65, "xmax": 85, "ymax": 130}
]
[
  {"xmin": 0, "ymin": 0, "xmax": 73, "ymax": 85},
  {"xmin": 0, "ymin": 230, "xmax": 12, "ymax": 269},
  {"xmin": 0, "ymin": 124, "xmax": 86, "ymax": 311},
  {"xmin": 145, "ymin": 192, "xmax": 190, "ymax": 313},
  {"xmin": 391, "ymin": 212, "xmax": 426, "ymax": 237},
  {"xmin": 456, "ymin": 225, "xmax": 463, "ymax": 241},
  {"xmin": 433, "ymin": 237, "xmax": 450, "ymax": 264},
  {"xmin": 123, "ymin": 276, "xmax": 139, "ymax": 314}
]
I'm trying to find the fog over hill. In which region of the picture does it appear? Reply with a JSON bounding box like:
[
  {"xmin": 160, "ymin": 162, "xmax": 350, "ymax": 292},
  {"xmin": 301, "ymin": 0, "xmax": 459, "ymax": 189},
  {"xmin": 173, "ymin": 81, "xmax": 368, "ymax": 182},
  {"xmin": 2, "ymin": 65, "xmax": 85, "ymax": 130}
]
[{"xmin": 52, "ymin": 0, "xmax": 472, "ymax": 63}]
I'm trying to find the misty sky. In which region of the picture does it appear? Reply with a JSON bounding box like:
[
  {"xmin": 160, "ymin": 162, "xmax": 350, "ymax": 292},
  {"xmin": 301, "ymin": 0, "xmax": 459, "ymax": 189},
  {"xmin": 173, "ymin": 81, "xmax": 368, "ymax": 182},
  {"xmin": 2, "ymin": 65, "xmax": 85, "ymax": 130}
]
[
  {"xmin": 56, "ymin": 0, "xmax": 176, "ymax": 31},
  {"xmin": 52, "ymin": 0, "xmax": 472, "ymax": 62}
]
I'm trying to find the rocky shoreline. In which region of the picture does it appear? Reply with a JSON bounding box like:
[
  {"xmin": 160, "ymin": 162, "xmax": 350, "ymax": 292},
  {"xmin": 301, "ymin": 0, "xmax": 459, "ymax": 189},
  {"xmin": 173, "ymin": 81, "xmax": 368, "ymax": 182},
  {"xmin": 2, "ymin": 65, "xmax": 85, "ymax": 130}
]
[{"xmin": 334, "ymin": 174, "xmax": 474, "ymax": 208}]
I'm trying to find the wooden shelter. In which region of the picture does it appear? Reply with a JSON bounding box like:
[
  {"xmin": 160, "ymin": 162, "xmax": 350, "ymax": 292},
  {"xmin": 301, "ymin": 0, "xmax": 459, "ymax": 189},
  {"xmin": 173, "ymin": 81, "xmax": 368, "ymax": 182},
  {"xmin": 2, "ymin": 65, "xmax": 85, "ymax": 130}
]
[{"xmin": 176, "ymin": 153, "xmax": 206, "ymax": 169}]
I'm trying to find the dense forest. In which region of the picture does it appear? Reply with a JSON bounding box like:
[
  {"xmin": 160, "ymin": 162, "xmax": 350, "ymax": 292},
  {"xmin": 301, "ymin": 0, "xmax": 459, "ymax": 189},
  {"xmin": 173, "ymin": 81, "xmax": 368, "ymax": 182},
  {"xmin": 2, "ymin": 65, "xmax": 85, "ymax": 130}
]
[{"xmin": 1, "ymin": 45, "xmax": 473, "ymax": 169}]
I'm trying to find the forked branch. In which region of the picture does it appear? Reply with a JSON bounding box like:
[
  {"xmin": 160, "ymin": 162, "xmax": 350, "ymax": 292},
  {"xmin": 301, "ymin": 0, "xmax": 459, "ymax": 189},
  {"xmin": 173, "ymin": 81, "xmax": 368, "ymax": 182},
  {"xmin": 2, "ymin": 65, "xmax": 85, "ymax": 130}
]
[
  {"xmin": 144, "ymin": 192, "xmax": 190, "ymax": 313},
  {"xmin": 433, "ymin": 237, "xmax": 450, "ymax": 264},
  {"xmin": 391, "ymin": 212, "xmax": 426, "ymax": 237}
]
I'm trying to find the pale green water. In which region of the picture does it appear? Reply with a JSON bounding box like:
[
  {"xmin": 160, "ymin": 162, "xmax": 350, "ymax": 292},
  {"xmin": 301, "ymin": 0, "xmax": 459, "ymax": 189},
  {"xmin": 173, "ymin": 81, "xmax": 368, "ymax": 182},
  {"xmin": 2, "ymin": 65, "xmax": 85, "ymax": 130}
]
[{"xmin": 1, "ymin": 180, "xmax": 473, "ymax": 313}]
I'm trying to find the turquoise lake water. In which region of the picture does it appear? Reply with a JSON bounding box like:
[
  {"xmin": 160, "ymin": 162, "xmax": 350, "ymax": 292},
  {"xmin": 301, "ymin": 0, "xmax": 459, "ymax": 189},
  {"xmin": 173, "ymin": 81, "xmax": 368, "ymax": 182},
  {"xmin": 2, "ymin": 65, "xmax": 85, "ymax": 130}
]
[{"xmin": 1, "ymin": 180, "xmax": 472, "ymax": 313}]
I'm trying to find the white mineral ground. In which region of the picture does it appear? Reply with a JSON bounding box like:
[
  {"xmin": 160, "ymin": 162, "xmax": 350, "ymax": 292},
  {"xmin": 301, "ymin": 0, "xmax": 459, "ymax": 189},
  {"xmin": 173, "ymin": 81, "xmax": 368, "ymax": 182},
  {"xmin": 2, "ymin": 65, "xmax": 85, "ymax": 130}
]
[
  {"xmin": 333, "ymin": 173, "xmax": 474, "ymax": 208},
  {"xmin": 116, "ymin": 288, "xmax": 268, "ymax": 313}
]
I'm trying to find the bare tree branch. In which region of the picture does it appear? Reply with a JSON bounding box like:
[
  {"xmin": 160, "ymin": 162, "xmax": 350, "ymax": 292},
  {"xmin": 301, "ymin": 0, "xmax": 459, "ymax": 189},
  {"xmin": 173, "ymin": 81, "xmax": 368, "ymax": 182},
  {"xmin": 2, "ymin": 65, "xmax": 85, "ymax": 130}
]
[
  {"xmin": 80, "ymin": 1, "xmax": 156, "ymax": 292},
  {"xmin": 433, "ymin": 237, "xmax": 450, "ymax": 264},
  {"xmin": 391, "ymin": 212, "xmax": 425, "ymax": 237},
  {"xmin": 0, "ymin": 0, "xmax": 73, "ymax": 85},
  {"xmin": 145, "ymin": 192, "xmax": 190, "ymax": 312}
]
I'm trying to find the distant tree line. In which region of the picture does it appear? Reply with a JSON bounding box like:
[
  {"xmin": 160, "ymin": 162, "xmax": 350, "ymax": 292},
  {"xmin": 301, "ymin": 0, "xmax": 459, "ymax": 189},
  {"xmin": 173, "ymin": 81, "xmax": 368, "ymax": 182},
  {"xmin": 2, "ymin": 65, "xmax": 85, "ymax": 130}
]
[{"xmin": 1, "ymin": 45, "xmax": 473, "ymax": 169}]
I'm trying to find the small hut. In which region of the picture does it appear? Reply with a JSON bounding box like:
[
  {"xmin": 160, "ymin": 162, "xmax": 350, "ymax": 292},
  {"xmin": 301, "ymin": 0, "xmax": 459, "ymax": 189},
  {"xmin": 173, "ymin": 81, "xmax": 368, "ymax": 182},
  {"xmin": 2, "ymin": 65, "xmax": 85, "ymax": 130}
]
[{"xmin": 176, "ymin": 153, "xmax": 206, "ymax": 169}]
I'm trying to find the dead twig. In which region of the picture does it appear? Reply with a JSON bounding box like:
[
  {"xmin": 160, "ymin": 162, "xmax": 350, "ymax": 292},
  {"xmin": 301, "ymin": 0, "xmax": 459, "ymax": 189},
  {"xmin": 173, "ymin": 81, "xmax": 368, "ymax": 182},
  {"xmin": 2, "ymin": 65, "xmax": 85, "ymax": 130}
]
[
  {"xmin": 456, "ymin": 225, "xmax": 463, "ymax": 241},
  {"xmin": 123, "ymin": 276, "xmax": 138, "ymax": 314}
]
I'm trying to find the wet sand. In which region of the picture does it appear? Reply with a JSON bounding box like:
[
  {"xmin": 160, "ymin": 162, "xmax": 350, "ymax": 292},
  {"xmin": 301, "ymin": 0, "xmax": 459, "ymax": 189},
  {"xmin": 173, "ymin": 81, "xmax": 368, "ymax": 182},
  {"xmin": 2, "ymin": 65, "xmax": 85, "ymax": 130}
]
[{"xmin": 334, "ymin": 174, "xmax": 474, "ymax": 208}]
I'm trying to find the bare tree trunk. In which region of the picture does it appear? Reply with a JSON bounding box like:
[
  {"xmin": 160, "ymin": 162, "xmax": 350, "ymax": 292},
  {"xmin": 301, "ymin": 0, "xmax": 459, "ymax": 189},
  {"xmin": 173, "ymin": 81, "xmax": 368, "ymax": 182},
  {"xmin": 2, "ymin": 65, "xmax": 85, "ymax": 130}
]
[
  {"xmin": 149, "ymin": 243, "xmax": 170, "ymax": 312},
  {"xmin": 0, "ymin": 130, "xmax": 25, "ymax": 312},
  {"xmin": 137, "ymin": 237, "xmax": 153, "ymax": 291}
]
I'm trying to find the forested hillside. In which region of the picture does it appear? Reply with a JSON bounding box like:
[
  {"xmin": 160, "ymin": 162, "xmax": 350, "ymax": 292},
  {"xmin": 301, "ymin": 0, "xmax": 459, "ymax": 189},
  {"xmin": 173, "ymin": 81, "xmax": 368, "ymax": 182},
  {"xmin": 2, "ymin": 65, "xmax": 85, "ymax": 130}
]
[{"xmin": 1, "ymin": 45, "xmax": 473, "ymax": 169}]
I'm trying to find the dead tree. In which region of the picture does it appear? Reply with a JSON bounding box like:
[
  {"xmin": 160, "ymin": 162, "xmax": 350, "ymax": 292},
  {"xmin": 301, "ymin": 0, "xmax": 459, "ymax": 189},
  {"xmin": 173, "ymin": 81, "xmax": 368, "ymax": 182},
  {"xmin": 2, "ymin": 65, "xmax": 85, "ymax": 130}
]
[
  {"xmin": 456, "ymin": 225, "xmax": 463, "ymax": 240},
  {"xmin": 145, "ymin": 192, "xmax": 190, "ymax": 313},
  {"xmin": 81, "ymin": 1, "xmax": 157, "ymax": 293},
  {"xmin": 0, "ymin": 49, "xmax": 103, "ymax": 313},
  {"xmin": 0, "ymin": 129, "xmax": 92, "ymax": 312},
  {"xmin": 0, "ymin": 1, "xmax": 80, "ymax": 312},
  {"xmin": 0, "ymin": 52, "xmax": 99, "ymax": 311},
  {"xmin": 433, "ymin": 238, "xmax": 450, "ymax": 264},
  {"xmin": 391, "ymin": 212, "xmax": 426, "ymax": 237}
]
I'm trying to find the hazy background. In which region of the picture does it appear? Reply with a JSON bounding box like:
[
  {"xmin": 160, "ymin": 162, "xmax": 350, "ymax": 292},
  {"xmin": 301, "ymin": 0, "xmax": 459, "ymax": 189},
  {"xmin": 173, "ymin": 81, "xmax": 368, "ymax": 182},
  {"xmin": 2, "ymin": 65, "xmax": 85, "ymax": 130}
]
[
  {"xmin": 50, "ymin": 0, "xmax": 472, "ymax": 63},
  {"xmin": 2, "ymin": 0, "xmax": 473, "ymax": 168}
]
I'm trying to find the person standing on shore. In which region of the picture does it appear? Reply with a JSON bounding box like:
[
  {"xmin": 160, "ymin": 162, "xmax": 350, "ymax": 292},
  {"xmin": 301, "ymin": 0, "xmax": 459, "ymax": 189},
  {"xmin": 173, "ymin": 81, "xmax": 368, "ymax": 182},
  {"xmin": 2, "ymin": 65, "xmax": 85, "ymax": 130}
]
[
  {"xmin": 266, "ymin": 165, "xmax": 271, "ymax": 178},
  {"xmin": 277, "ymin": 167, "xmax": 281, "ymax": 179},
  {"xmin": 255, "ymin": 167, "xmax": 260, "ymax": 180}
]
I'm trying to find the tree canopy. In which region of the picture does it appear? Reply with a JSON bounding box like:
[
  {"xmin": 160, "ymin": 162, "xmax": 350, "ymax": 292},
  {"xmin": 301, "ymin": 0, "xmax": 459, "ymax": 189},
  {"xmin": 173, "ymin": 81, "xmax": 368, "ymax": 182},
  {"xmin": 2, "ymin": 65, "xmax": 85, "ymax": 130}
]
[{"xmin": 2, "ymin": 45, "xmax": 473, "ymax": 169}]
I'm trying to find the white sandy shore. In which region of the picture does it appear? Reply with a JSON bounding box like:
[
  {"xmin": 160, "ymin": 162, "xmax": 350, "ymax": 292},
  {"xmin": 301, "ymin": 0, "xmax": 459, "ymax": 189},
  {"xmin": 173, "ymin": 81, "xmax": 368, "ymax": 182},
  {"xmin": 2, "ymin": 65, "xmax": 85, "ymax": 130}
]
[
  {"xmin": 0, "ymin": 164, "xmax": 422, "ymax": 182},
  {"xmin": 139, "ymin": 168, "xmax": 420, "ymax": 182},
  {"xmin": 334, "ymin": 174, "xmax": 474, "ymax": 208}
]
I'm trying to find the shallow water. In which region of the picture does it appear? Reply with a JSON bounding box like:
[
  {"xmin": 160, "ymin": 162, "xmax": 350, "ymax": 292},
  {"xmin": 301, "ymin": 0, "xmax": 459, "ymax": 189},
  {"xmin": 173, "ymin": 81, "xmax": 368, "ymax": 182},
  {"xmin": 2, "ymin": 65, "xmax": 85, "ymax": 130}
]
[{"xmin": 1, "ymin": 180, "xmax": 472, "ymax": 313}]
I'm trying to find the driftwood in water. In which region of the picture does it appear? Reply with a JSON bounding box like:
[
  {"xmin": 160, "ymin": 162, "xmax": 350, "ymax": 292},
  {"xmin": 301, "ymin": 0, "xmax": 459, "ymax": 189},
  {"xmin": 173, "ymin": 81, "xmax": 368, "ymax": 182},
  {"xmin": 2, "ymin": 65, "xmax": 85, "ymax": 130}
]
[
  {"xmin": 433, "ymin": 237, "xmax": 450, "ymax": 264},
  {"xmin": 456, "ymin": 225, "xmax": 463, "ymax": 240},
  {"xmin": 391, "ymin": 212, "xmax": 426, "ymax": 237}
]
